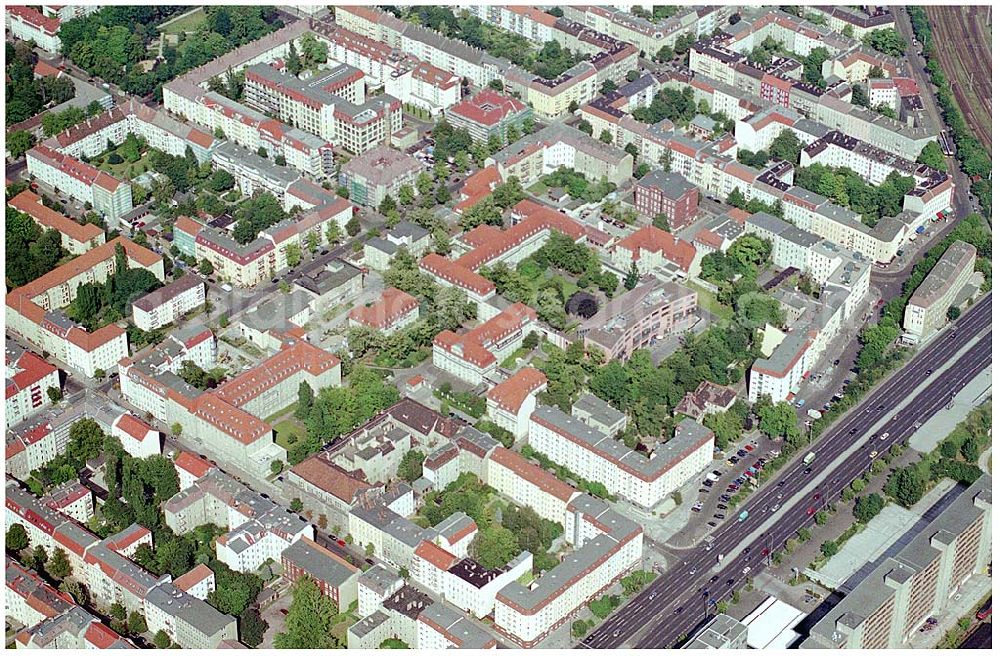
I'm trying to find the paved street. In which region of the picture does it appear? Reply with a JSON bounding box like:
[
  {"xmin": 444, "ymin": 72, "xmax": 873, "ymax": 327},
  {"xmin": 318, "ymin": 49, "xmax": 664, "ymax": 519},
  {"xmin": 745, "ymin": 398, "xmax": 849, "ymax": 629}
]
[{"xmin": 581, "ymin": 293, "xmax": 991, "ymax": 648}]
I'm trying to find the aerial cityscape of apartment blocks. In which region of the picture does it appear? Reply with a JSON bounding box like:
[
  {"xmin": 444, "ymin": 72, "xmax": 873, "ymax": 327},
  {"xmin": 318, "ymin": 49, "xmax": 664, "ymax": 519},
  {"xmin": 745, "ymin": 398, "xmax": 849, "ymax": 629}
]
[{"xmin": 4, "ymin": 3, "xmax": 991, "ymax": 652}]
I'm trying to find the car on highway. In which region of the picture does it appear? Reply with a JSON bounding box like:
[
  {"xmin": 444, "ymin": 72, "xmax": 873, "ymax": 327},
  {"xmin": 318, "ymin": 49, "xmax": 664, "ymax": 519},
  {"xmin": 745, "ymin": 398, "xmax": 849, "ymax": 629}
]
[
  {"xmin": 804, "ymin": 467, "xmax": 813, "ymax": 475},
  {"xmin": 742, "ymin": 567, "xmax": 750, "ymax": 575},
  {"xmin": 869, "ymin": 450, "xmax": 879, "ymax": 459},
  {"xmin": 880, "ymin": 432, "xmax": 890, "ymax": 440},
  {"xmin": 710, "ymin": 575, "xmax": 719, "ymax": 583},
  {"xmin": 738, "ymin": 510, "xmax": 749, "ymax": 522},
  {"xmin": 770, "ymin": 504, "xmax": 780, "ymax": 512}
]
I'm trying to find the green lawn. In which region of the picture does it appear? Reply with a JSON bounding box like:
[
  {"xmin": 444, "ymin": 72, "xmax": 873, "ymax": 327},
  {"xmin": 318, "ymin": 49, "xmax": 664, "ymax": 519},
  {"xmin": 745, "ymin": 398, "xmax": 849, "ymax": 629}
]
[
  {"xmin": 265, "ymin": 402, "xmax": 299, "ymax": 424},
  {"xmin": 528, "ymin": 180, "xmax": 548, "ymax": 195},
  {"xmin": 501, "ymin": 347, "xmax": 530, "ymax": 369},
  {"xmin": 158, "ymin": 7, "xmax": 207, "ymax": 35},
  {"xmin": 685, "ymin": 280, "xmax": 734, "ymax": 321},
  {"xmin": 274, "ymin": 418, "xmax": 306, "ymax": 451},
  {"xmin": 93, "ymin": 150, "xmax": 152, "ymax": 179}
]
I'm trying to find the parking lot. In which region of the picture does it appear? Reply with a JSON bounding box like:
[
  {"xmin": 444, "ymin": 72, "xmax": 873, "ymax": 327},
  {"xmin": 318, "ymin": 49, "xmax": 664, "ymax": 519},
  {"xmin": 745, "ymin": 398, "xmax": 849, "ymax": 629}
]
[{"xmin": 684, "ymin": 432, "xmax": 784, "ymax": 536}]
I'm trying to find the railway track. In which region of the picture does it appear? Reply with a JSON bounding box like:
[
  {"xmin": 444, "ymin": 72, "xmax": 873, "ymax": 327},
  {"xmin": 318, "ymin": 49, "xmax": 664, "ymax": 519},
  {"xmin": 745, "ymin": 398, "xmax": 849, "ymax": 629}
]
[{"xmin": 926, "ymin": 6, "xmax": 992, "ymax": 153}]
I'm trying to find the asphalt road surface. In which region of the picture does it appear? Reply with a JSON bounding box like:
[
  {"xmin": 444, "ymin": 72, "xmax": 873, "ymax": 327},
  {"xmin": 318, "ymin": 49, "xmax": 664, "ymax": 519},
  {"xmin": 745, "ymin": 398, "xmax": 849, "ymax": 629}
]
[{"xmin": 581, "ymin": 293, "xmax": 992, "ymax": 649}]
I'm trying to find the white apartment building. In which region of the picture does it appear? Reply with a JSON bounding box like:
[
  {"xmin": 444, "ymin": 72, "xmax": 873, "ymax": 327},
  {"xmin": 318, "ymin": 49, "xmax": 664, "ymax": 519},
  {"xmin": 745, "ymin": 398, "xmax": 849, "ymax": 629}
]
[
  {"xmin": 26, "ymin": 144, "xmax": 133, "ymax": 221},
  {"xmin": 494, "ymin": 495, "xmax": 643, "ymax": 647},
  {"xmin": 485, "ymin": 447, "xmax": 579, "ymax": 525},
  {"xmin": 131, "ymin": 275, "xmax": 206, "ymax": 332},
  {"xmin": 411, "ymin": 539, "xmax": 532, "ymax": 619},
  {"xmin": 903, "ymin": 240, "xmax": 977, "ymax": 342},
  {"xmin": 432, "ymin": 304, "xmax": 538, "ymax": 384},
  {"xmin": 5, "ymin": 344, "xmax": 59, "ymax": 427},
  {"xmin": 485, "ymin": 367, "xmax": 547, "ymax": 438},
  {"xmin": 528, "ymin": 407, "xmax": 715, "ymax": 509},
  {"xmin": 110, "ymin": 413, "xmax": 161, "ymax": 459},
  {"xmin": 6, "ymin": 6, "xmax": 61, "ymax": 53}
]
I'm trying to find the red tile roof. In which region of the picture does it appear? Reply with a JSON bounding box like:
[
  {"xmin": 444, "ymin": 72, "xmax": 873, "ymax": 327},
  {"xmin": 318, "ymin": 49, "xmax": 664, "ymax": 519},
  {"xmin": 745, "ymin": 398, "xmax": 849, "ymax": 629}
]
[
  {"xmin": 33, "ymin": 60, "xmax": 61, "ymax": 78},
  {"xmin": 448, "ymin": 88, "xmax": 527, "ymax": 128},
  {"xmin": 433, "ymin": 303, "xmax": 536, "ymax": 369},
  {"xmin": 173, "ymin": 563, "xmax": 214, "ymax": 592},
  {"xmin": 455, "ymin": 165, "xmax": 502, "ymax": 214},
  {"xmin": 489, "ymin": 447, "xmax": 577, "ymax": 502},
  {"xmin": 487, "ymin": 368, "xmax": 547, "ymax": 414},
  {"xmin": 212, "ymin": 339, "xmax": 339, "ymax": 408},
  {"xmin": 173, "ymin": 215, "xmax": 205, "ymax": 238},
  {"xmin": 454, "ymin": 200, "xmax": 586, "ymax": 272},
  {"xmin": 6, "ymin": 348, "xmax": 57, "ymax": 400},
  {"xmin": 290, "ymin": 456, "xmax": 374, "ymax": 504},
  {"xmin": 420, "ymin": 253, "xmax": 495, "ymax": 297},
  {"xmin": 173, "ymin": 451, "xmax": 214, "ymax": 479},
  {"xmin": 615, "ymin": 226, "xmax": 696, "ymax": 272},
  {"xmin": 8, "ymin": 190, "xmax": 104, "ymax": 245},
  {"xmin": 83, "ymin": 621, "xmax": 123, "ymax": 649},
  {"xmin": 112, "ymin": 413, "xmax": 155, "ymax": 442},
  {"xmin": 414, "ymin": 539, "xmax": 458, "ymax": 571},
  {"xmin": 8, "ymin": 6, "xmax": 60, "ymax": 34},
  {"xmin": 348, "ymin": 287, "xmax": 419, "ymax": 330}
]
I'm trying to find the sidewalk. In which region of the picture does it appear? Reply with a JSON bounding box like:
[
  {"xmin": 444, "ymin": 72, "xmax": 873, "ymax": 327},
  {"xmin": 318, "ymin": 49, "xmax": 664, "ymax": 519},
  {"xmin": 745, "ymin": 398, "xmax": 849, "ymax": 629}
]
[{"xmin": 904, "ymin": 574, "xmax": 992, "ymax": 648}]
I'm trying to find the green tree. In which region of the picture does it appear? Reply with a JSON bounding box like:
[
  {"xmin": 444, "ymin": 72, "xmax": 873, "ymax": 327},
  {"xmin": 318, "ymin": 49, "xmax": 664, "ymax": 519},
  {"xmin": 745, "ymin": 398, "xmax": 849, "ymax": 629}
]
[
  {"xmin": 48, "ymin": 547, "xmax": 72, "ymax": 579},
  {"xmin": 756, "ymin": 400, "xmax": 799, "ymax": 440},
  {"xmin": 946, "ymin": 306, "xmax": 960, "ymax": 321},
  {"xmin": 8, "ymin": 130, "xmax": 35, "ymax": 159},
  {"xmin": 435, "ymin": 182, "xmax": 450, "ymax": 205},
  {"xmin": 109, "ymin": 602, "xmax": 127, "ymax": 622},
  {"xmin": 853, "ymin": 493, "xmax": 885, "ymax": 523},
  {"xmin": 346, "ymin": 214, "xmax": 361, "ymax": 237},
  {"xmin": 270, "ymin": 460, "xmax": 283, "ymax": 476},
  {"xmin": 285, "ymin": 243, "xmax": 302, "ymax": 268},
  {"xmin": 296, "ymin": 380, "xmax": 314, "ymax": 420},
  {"xmin": 239, "ymin": 607, "xmax": 267, "ymax": 648},
  {"xmin": 599, "ymin": 129, "xmax": 613, "ymax": 144},
  {"xmin": 199, "ymin": 258, "xmax": 214, "ymax": 276},
  {"xmin": 917, "ymin": 141, "xmax": 947, "ymax": 171},
  {"xmin": 820, "ymin": 541, "xmax": 839, "ymax": 558},
  {"xmin": 6, "ymin": 523, "xmax": 29, "ymax": 553},
  {"xmin": 397, "ymin": 449, "xmax": 425, "ymax": 483},
  {"xmin": 470, "ymin": 525, "xmax": 519, "ymax": 569},
  {"xmin": 46, "ymin": 386, "xmax": 63, "ymax": 404},
  {"xmin": 290, "ymin": 498, "xmax": 304, "ymax": 512},
  {"xmin": 325, "ymin": 221, "xmax": 342, "ymax": 245},
  {"xmin": 274, "ymin": 577, "xmax": 340, "ymax": 648},
  {"xmin": 153, "ymin": 630, "xmax": 171, "ymax": 649},
  {"xmin": 577, "ymin": 119, "xmax": 593, "ymax": 135},
  {"xmin": 127, "ymin": 611, "xmax": 147, "ymax": 635},
  {"xmin": 623, "ymin": 261, "xmax": 640, "ymax": 290}
]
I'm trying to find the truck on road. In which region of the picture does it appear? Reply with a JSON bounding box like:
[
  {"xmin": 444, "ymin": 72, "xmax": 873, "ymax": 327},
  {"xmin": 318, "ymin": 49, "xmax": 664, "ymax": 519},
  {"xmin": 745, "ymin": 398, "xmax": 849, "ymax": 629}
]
[{"xmin": 803, "ymin": 451, "xmax": 816, "ymax": 466}]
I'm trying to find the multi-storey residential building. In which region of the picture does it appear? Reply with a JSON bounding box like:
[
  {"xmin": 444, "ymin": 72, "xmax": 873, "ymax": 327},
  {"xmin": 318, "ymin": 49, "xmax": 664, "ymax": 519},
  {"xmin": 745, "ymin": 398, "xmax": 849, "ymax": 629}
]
[
  {"xmin": 8, "ymin": 190, "xmax": 105, "ymax": 255},
  {"xmin": 244, "ymin": 62, "xmax": 403, "ymax": 154},
  {"xmin": 804, "ymin": 476, "xmax": 991, "ymax": 649},
  {"xmin": 5, "ymin": 342, "xmax": 60, "ymax": 427},
  {"xmin": 364, "ymin": 221, "xmax": 431, "ymax": 270},
  {"xmin": 339, "ymin": 145, "xmax": 424, "ymax": 208},
  {"xmin": 812, "ymin": 5, "xmax": 895, "ymax": 38},
  {"xmin": 485, "ymin": 368, "xmax": 547, "ymax": 439},
  {"xmin": 444, "ymin": 89, "xmax": 533, "ymax": 144},
  {"xmin": 131, "ymin": 275, "xmax": 206, "ymax": 332},
  {"xmin": 5, "ymin": 481, "xmax": 235, "ymax": 648},
  {"xmin": 579, "ymin": 280, "xmax": 698, "ymax": 362},
  {"xmin": 110, "ymin": 413, "xmax": 161, "ymax": 459},
  {"xmin": 528, "ymin": 406, "xmax": 714, "ymax": 508},
  {"xmin": 494, "ymin": 494, "xmax": 643, "ymax": 647},
  {"xmin": 411, "ymin": 538, "xmax": 532, "ymax": 619},
  {"xmin": 487, "ymin": 122, "xmax": 633, "ymax": 187},
  {"xmin": 485, "ymin": 446, "xmax": 578, "ymax": 525},
  {"xmin": 121, "ymin": 335, "xmax": 339, "ymax": 476},
  {"xmin": 281, "ymin": 537, "xmax": 359, "ymax": 612},
  {"xmin": 5, "ymin": 6, "xmax": 61, "ymax": 53},
  {"xmin": 611, "ymin": 225, "xmax": 697, "ymax": 278},
  {"xmin": 634, "ymin": 170, "xmax": 700, "ymax": 230},
  {"xmin": 903, "ymin": 240, "xmax": 977, "ymax": 343},
  {"xmin": 5, "ymin": 237, "xmax": 164, "ymax": 378},
  {"xmin": 348, "ymin": 584, "xmax": 497, "ymax": 649},
  {"xmin": 432, "ymin": 304, "xmax": 538, "ymax": 384},
  {"xmin": 748, "ymin": 327, "xmax": 812, "ymax": 403},
  {"xmin": 348, "ymin": 287, "xmax": 420, "ymax": 335},
  {"xmin": 26, "ymin": 144, "xmax": 133, "ymax": 221}
]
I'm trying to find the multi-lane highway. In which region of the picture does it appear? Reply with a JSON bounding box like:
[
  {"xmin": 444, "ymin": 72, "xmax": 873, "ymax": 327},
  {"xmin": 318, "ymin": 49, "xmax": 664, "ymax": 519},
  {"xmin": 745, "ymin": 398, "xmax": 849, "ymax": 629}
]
[{"xmin": 581, "ymin": 293, "xmax": 992, "ymax": 649}]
